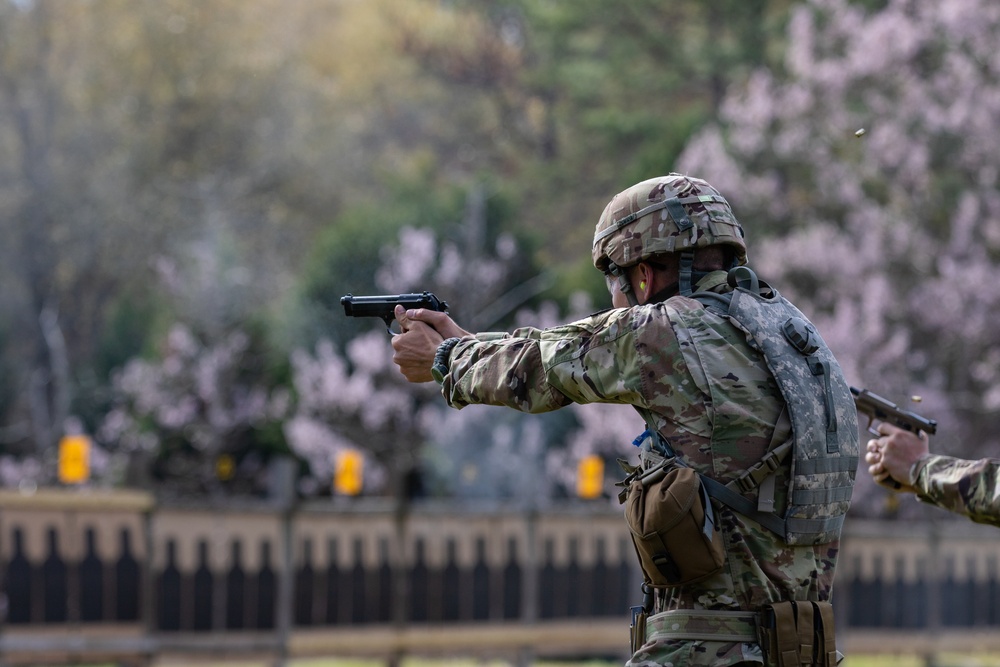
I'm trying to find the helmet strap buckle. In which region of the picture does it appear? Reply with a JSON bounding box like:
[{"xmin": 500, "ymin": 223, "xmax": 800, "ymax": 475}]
[
  {"xmin": 678, "ymin": 251, "xmax": 695, "ymax": 296},
  {"xmin": 608, "ymin": 262, "xmax": 641, "ymax": 307}
]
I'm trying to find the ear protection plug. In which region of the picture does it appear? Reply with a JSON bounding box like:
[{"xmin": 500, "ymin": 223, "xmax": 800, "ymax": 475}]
[{"xmin": 640, "ymin": 281, "xmax": 647, "ymax": 291}]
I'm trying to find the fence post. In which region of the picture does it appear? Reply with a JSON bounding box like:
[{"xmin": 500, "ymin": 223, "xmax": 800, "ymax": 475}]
[
  {"xmin": 271, "ymin": 457, "xmax": 298, "ymax": 667},
  {"xmin": 516, "ymin": 508, "xmax": 538, "ymax": 667},
  {"xmin": 0, "ymin": 509, "xmax": 6, "ymax": 667},
  {"xmin": 140, "ymin": 504, "xmax": 155, "ymax": 666},
  {"xmin": 923, "ymin": 519, "xmax": 942, "ymax": 667}
]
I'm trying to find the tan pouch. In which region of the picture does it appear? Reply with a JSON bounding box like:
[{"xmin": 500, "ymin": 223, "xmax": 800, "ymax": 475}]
[
  {"xmin": 758, "ymin": 600, "xmax": 838, "ymax": 667},
  {"xmin": 624, "ymin": 461, "xmax": 725, "ymax": 587}
]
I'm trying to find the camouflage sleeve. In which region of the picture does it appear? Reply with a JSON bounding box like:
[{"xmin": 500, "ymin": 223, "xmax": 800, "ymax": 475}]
[
  {"xmin": 440, "ymin": 308, "xmax": 654, "ymax": 413},
  {"xmin": 912, "ymin": 454, "xmax": 1000, "ymax": 527}
]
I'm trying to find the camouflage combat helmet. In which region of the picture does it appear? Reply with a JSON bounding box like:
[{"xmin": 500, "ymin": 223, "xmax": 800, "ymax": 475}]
[{"xmin": 592, "ymin": 173, "xmax": 747, "ymax": 297}]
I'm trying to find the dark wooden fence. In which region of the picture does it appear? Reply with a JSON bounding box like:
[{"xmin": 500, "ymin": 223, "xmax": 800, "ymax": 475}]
[{"xmin": 2, "ymin": 488, "xmax": 1000, "ymax": 665}]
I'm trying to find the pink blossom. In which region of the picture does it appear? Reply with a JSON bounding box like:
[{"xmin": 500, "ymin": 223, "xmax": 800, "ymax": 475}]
[{"xmin": 679, "ymin": 0, "xmax": 1000, "ymax": 502}]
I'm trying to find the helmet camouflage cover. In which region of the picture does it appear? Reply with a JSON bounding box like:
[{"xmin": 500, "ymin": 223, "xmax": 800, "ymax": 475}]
[{"xmin": 592, "ymin": 173, "xmax": 748, "ymax": 272}]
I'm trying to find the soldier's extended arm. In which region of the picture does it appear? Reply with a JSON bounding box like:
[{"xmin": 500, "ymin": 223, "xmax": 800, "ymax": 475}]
[{"xmin": 912, "ymin": 455, "xmax": 1000, "ymax": 527}]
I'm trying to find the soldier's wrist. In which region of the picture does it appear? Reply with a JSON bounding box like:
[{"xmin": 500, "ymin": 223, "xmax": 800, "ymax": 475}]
[
  {"xmin": 908, "ymin": 455, "xmax": 932, "ymax": 487},
  {"xmin": 431, "ymin": 337, "xmax": 462, "ymax": 385}
]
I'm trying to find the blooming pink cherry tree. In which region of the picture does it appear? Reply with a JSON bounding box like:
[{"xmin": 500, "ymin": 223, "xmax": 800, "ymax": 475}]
[
  {"xmin": 96, "ymin": 231, "xmax": 294, "ymax": 495},
  {"xmin": 287, "ymin": 219, "xmax": 531, "ymax": 498},
  {"xmin": 287, "ymin": 330, "xmax": 430, "ymax": 496},
  {"xmin": 99, "ymin": 323, "xmax": 291, "ymax": 496},
  {"xmin": 678, "ymin": 0, "xmax": 1000, "ymax": 515}
]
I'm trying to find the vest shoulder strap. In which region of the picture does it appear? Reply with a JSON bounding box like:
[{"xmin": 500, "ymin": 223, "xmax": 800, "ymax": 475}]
[{"xmin": 688, "ymin": 268, "xmax": 859, "ymax": 545}]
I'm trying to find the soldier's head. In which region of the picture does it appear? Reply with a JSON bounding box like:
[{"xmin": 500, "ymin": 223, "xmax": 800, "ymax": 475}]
[{"xmin": 592, "ymin": 173, "xmax": 746, "ymax": 306}]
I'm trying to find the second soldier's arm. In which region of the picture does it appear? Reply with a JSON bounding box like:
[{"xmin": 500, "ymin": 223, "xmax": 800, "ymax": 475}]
[{"xmin": 911, "ymin": 455, "xmax": 1000, "ymax": 527}]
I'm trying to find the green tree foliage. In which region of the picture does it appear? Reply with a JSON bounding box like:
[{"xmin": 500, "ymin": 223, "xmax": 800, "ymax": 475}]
[
  {"xmin": 416, "ymin": 0, "xmax": 798, "ymax": 277},
  {"xmin": 0, "ymin": 0, "xmax": 811, "ymax": 495},
  {"xmin": 0, "ymin": 0, "xmax": 344, "ymax": 459}
]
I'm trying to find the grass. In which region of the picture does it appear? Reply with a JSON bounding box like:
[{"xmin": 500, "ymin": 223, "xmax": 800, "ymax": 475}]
[
  {"xmin": 98, "ymin": 652, "xmax": 1000, "ymax": 667},
  {"xmin": 152, "ymin": 660, "xmax": 622, "ymax": 667},
  {"xmin": 843, "ymin": 655, "xmax": 1000, "ymax": 667}
]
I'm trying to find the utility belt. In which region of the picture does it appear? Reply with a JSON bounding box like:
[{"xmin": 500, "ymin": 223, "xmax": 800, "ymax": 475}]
[{"xmin": 630, "ymin": 600, "xmax": 841, "ymax": 666}]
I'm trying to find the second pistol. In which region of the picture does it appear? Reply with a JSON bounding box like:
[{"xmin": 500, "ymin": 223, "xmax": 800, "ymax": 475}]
[{"xmin": 851, "ymin": 386, "xmax": 938, "ymax": 437}]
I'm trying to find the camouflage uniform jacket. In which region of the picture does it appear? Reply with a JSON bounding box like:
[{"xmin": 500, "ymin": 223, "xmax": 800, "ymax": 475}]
[
  {"xmin": 439, "ymin": 272, "xmax": 841, "ymax": 666},
  {"xmin": 912, "ymin": 454, "xmax": 1000, "ymax": 527}
]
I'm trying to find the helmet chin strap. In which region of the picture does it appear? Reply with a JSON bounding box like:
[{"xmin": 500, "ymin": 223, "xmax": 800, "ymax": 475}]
[
  {"xmin": 608, "ymin": 262, "xmax": 641, "ymax": 307},
  {"xmin": 610, "ymin": 249, "xmax": 740, "ymax": 305},
  {"xmin": 678, "ymin": 250, "xmax": 695, "ymax": 296}
]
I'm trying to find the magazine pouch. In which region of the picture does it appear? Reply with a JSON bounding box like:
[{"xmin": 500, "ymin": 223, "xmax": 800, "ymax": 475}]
[
  {"xmin": 758, "ymin": 600, "xmax": 839, "ymax": 666},
  {"xmin": 624, "ymin": 458, "xmax": 725, "ymax": 587}
]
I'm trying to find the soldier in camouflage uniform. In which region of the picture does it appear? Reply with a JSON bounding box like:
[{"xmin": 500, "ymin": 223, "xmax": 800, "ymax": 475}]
[
  {"xmin": 867, "ymin": 423, "xmax": 1000, "ymax": 527},
  {"xmin": 391, "ymin": 173, "xmax": 857, "ymax": 666}
]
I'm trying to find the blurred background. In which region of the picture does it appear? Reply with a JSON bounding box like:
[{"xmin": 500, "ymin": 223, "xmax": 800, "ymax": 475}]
[{"xmin": 2, "ymin": 0, "xmax": 1000, "ymax": 665}]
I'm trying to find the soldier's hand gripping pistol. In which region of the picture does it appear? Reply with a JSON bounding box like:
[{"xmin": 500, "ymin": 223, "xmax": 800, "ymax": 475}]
[
  {"xmin": 852, "ymin": 386, "xmax": 937, "ymax": 491},
  {"xmin": 341, "ymin": 291, "xmax": 449, "ymax": 334}
]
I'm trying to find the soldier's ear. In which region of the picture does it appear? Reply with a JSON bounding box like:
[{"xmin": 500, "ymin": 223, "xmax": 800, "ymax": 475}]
[{"xmin": 637, "ymin": 262, "xmax": 657, "ymax": 296}]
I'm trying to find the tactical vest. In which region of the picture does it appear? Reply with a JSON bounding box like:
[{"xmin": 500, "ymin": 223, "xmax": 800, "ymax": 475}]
[{"xmin": 641, "ymin": 268, "xmax": 859, "ymax": 546}]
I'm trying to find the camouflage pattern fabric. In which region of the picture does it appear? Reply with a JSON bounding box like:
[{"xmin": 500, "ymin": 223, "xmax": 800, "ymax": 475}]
[
  {"xmin": 629, "ymin": 610, "xmax": 764, "ymax": 666},
  {"xmin": 440, "ymin": 271, "xmax": 843, "ymax": 666},
  {"xmin": 710, "ymin": 277, "xmax": 858, "ymax": 546},
  {"xmin": 912, "ymin": 454, "xmax": 1000, "ymax": 527}
]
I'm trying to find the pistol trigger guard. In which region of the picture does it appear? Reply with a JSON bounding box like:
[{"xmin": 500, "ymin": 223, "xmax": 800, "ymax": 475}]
[{"xmin": 382, "ymin": 313, "xmax": 405, "ymax": 335}]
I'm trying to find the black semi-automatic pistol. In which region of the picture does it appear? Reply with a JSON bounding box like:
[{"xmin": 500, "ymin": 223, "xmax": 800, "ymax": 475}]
[{"xmin": 341, "ymin": 291, "xmax": 449, "ymax": 334}]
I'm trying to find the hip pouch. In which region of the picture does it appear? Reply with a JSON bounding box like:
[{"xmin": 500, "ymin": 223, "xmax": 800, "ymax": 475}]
[
  {"xmin": 758, "ymin": 600, "xmax": 838, "ymax": 667},
  {"xmin": 624, "ymin": 461, "xmax": 725, "ymax": 587}
]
